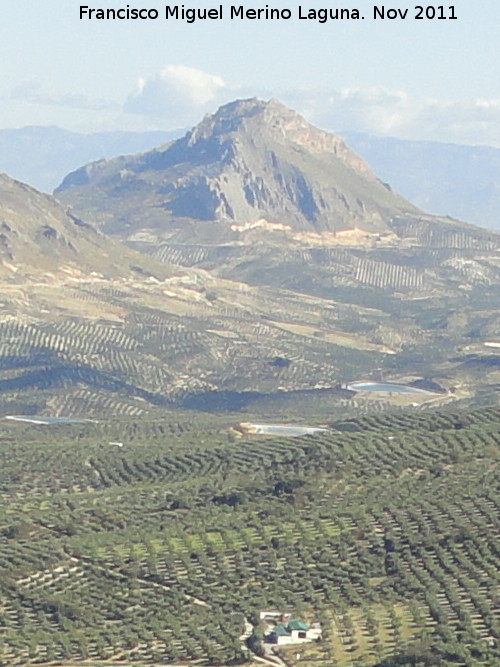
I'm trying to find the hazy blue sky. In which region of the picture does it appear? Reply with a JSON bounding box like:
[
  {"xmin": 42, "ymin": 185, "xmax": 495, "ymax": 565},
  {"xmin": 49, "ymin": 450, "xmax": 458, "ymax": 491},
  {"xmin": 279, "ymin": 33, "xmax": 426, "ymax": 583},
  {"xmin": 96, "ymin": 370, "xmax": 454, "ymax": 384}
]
[{"xmin": 1, "ymin": 1, "xmax": 499, "ymax": 144}]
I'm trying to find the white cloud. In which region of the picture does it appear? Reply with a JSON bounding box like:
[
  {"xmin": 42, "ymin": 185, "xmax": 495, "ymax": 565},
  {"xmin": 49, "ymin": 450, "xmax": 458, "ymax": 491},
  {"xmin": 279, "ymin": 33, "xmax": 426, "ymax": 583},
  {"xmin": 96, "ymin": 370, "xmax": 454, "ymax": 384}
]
[
  {"xmin": 123, "ymin": 68, "xmax": 500, "ymax": 146},
  {"xmin": 8, "ymin": 66, "xmax": 499, "ymax": 147},
  {"xmin": 124, "ymin": 65, "xmax": 237, "ymax": 124},
  {"xmin": 10, "ymin": 81, "xmax": 116, "ymax": 112},
  {"xmin": 281, "ymin": 87, "xmax": 500, "ymax": 146}
]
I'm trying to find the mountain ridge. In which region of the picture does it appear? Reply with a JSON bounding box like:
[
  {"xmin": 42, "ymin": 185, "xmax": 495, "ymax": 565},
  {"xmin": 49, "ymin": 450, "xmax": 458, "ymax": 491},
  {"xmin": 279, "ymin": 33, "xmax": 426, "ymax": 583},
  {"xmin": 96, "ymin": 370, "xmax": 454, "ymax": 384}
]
[{"xmin": 0, "ymin": 171, "xmax": 179, "ymax": 282}]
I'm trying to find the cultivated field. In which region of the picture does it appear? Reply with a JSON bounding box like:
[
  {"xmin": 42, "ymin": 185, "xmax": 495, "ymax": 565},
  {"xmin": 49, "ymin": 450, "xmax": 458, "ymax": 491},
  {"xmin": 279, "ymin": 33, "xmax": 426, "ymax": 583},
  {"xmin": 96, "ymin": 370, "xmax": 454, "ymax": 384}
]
[{"xmin": 0, "ymin": 406, "xmax": 498, "ymax": 665}]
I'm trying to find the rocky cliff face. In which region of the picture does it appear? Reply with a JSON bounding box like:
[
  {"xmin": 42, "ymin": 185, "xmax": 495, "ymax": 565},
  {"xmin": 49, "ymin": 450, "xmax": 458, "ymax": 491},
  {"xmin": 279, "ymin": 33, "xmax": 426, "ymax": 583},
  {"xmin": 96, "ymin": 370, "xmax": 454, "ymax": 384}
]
[{"xmin": 55, "ymin": 98, "xmax": 418, "ymax": 241}]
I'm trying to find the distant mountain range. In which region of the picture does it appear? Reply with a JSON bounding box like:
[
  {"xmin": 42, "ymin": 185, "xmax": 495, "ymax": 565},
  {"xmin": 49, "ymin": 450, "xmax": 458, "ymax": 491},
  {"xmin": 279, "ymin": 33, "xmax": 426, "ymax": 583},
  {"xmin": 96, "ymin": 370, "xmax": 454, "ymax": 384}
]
[
  {"xmin": 0, "ymin": 126, "xmax": 176, "ymax": 194},
  {"xmin": 341, "ymin": 131, "xmax": 500, "ymax": 230}
]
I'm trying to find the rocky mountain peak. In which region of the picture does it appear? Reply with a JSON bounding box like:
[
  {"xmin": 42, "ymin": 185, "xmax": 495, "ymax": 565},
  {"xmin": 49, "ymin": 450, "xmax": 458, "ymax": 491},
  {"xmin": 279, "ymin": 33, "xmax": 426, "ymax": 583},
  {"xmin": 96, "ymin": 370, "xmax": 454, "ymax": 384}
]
[
  {"xmin": 186, "ymin": 98, "xmax": 371, "ymax": 174},
  {"xmin": 186, "ymin": 97, "xmax": 271, "ymax": 143},
  {"xmin": 55, "ymin": 98, "xmax": 419, "ymax": 239}
]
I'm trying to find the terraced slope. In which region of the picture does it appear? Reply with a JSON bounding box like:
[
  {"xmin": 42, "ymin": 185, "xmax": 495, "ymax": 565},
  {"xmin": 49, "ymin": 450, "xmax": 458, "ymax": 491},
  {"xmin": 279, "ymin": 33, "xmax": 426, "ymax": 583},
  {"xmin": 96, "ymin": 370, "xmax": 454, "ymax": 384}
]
[
  {"xmin": 0, "ymin": 406, "xmax": 498, "ymax": 665},
  {"xmin": 1, "ymin": 217, "xmax": 500, "ymax": 415},
  {"xmin": 0, "ymin": 276, "xmax": 399, "ymax": 417},
  {"xmin": 4, "ymin": 212, "xmax": 500, "ymax": 417}
]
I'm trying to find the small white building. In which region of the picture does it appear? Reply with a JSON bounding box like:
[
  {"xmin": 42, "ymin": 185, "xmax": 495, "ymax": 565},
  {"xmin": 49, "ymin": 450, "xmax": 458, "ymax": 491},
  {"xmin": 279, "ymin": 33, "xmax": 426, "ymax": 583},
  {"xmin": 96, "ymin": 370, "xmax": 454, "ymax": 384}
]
[{"xmin": 267, "ymin": 620, "xmax": 321, "ymax": 645}]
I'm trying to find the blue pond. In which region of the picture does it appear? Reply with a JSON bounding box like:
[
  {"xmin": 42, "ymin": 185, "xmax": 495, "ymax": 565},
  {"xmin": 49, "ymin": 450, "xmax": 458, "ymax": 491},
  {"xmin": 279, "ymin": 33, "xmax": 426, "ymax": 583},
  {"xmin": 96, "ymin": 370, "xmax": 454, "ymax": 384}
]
[
  {"xmin": 347, "ymin": 382, "xmax": 438, "ymax": 395},
  {"xmin": 5, "ymin": 416, "xmax": 91, "ymax": 425}
]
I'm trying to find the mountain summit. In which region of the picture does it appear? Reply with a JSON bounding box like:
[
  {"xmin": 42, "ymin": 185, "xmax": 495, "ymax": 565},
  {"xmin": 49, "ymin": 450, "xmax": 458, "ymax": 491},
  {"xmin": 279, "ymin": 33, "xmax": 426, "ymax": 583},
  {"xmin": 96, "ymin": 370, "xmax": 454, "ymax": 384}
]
[{"xmin": 55, "ymin": 98, "xmax": 418, "ymax": 242}]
